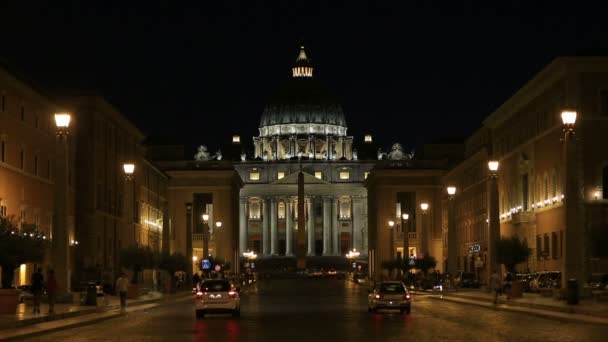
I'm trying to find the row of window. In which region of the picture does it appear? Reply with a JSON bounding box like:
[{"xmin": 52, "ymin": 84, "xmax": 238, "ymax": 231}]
[
  {"xmin": 1, "ymin": 93, "xmax": 56, "ymax": 134},
  {"xmin": 536, "ymin": 231, "xmax": 563, "ymax": 260},
  {"xmin": 247, "ymin": 197, "xmax": 353, "ymax": 220},
  {"xmin": 248, "ymin": 169, "xmax": 369, "ymax": 181},
  {"xmin": 0, "ymin": 139, "xmax": 53, "ymax": 179}
]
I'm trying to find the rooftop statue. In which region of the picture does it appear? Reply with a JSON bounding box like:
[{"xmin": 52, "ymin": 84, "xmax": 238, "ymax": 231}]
[
  {"xmin": 241, "ymin": 153, "xmax": 247, "ymax": 161},
  {"xmin": 352, "ymin": 149, "xmax": 358, "ymax": 161},
  {"xmin": 387, "ymin": 143, "xmax": 413, "ymax": 160},
  {"xmin": 194, "ymin": 145, "xmax": 211, "ymax": 161},
  {"xmin": 215, "ymin": 149, "xmax": 223, "ymax": 161}
]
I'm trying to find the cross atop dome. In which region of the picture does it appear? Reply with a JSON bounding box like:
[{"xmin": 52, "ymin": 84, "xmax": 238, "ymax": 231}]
[{"xmin": 292, "ymin": 45, "xmax": 313, "ymax": 78}]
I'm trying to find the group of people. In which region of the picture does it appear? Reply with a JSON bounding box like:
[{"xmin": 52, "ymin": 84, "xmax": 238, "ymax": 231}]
[{"xmin": 30, "ymin": 268, "xmax": 58, "ymax": 315}]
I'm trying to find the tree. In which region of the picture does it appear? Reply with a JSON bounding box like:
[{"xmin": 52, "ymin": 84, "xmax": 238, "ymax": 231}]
[
  {"xmin": 495, "ymin": 236, "xmax": 531, "ymax": 273},
  {"xmin": 0, "ymin": 217, "xmax": 49, "ymax": 289},
  {"xmin": 119, "ymin": 245, "xmax": 154, "ymax": 284},
  {"xmin": 159, "ymin": 253, "xmax": 189, "ymax": 275},
  {"xmin": 415, "ymin": 256, "xmax": 437, "ymax": 274}
]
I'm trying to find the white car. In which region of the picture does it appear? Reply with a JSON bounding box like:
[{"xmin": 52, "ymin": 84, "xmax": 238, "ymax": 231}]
[
  {"xmin": 195, "ymin": 280, "xmax": 240, "ymax": 318},
  {"xmin": 368, "ymin": 281, "xmax": 412, "ymax": 314}
]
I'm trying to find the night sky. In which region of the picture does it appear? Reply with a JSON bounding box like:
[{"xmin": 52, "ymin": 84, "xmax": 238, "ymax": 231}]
[{"xmin": 2, "ymin": 1, "xmax": 608, "ymax": 153}]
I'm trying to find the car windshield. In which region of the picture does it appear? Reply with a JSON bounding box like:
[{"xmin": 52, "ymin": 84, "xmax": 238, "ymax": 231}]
[
  {"xmin": 200, "ymin": 281, "xmax": 231, "ymax": 292},
  {"xmin": 379, "ymin": 283, "xmax": 405, "ymax": 294}
]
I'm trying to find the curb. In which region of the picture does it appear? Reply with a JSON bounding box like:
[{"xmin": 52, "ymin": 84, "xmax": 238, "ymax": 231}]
[
  {"xmin": 437, "ymin": 292, "xmax": 608, "ymax": 318},
  {"xmin": 0, "ymin": 294, "xmax": 192, "ymax": 341},
  {"xmin": 428, "ymin": 295, "xmax": 608, "ymax": 326}
]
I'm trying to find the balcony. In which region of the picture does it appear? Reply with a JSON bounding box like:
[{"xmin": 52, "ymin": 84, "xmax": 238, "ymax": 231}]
[{"xmin": 511, "ymin": 211, "xmax": 535, "ymax": 224}]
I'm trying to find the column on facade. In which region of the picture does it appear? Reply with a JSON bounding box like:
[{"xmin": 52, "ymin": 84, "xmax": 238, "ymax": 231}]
[
  {"xmin": 262, "ymin": 197, "xmax": 270, "ymax": 255},
  {"xmin": 325, "ymin": 135, "xmax": 330, "ymax": 160},
  {"xmin": 239, "ymin": 197, "xmax": 248, "ymax": 254},
  {"xmin": 447, "ymin": 197, "xmax": 457, "ymax": 275},
  {"xmin": 307, "ymin": 197, "xmax": 315, "ymax": 255},
  {"xmin": 270, "ymin": 197, "xmax": 278, "ymax": 255},
  {"xmin": 286, "ymin": 198, "xmax": 293, "ymax": 256},
  {"xmin": 332, "ymin": 197, "xmax": 340, "ymax": 255},
  {"xmin": 352, "ymin": 196, "xmax": 362, "ymax": 252},
  {"xmin": 323, "ymin": 196, "xmax": 331, "ymax": 255}
]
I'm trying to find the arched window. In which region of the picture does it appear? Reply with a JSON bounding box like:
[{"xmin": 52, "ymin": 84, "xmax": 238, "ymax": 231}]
[
  {"xmin": 278, "ymin": 201, "xmax": 286, "ymax": 219},
  {"xmin": 552, "ymin": 169, "xmax": 558, "ymax": 198},
  {"xmin": 544, "ymin": 174, "xmax": 549, "ymax": 200},
  {"xmin": 339, "ymin": 197, "xmax": 351, "ymax": 219},
  {"xmin": 249, "ymin": 200, "xmax": 261, "ymax": 220}
]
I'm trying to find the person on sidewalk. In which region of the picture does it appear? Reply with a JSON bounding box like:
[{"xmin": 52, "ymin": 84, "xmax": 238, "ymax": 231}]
[
  {"xmin": 116, "ymin": 273, "xmax": 130, "ymax": 311},
  {"xmin": 31, "ymin": 268, "xmax": 44, "ymax": 314},
  {"xmin": 491, "ymin": 270, "xmax": 501, "ymax": 304},
  {"xmin": 504, "ymin": 272, "xmax": 513, "ymax": 300},
  {"xmin": 46, "ymin": 269, "xmax": 58, "ymax": 315}
]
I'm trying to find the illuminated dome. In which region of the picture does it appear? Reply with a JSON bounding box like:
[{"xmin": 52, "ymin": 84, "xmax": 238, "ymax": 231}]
[{"xmin": 259, "ymin": 46, "xmax": 347, "ymax": 137}]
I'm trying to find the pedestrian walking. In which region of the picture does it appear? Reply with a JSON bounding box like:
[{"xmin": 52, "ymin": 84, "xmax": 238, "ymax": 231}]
[
  {"xmin": 46, "ymin": 269, "xmax": 58, "ymax": 315},
  {"xmin": 504, "ymin": 272, "xmax": 513, "ymax": 300},
  {"xmin": 116, "ymin": 273, "xmax": 130, "ymax": 311},
  {"xmin": 491, "ymin": 270, "xmax": 501, "ymax": 304},
  {"xmin": 31, "ymin": 268, "xmax": 44, "ymax": 314}
]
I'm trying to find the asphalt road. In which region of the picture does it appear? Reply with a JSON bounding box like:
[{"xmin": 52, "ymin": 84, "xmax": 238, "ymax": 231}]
[{"xmin": 21, "ymin": 278, "xmax": 608, "ymax": 342}]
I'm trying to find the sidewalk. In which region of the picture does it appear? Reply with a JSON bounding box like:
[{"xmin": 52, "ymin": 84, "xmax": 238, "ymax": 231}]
[
  {"xmin": 0, "ymin": 289, "xmax": 191, "ymax": 332},
  {"xmin": 426, "ymin": 288, "xmax": 608, "ymax": 325}
]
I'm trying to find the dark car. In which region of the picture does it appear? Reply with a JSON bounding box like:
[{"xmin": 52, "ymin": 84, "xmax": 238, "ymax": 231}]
[
  {"xmin": 516, "ymin": 273, "xmax": 536, "ymax": 292},
  {"xmin": 456, "ymin": 272, "xmax": 480, "ymax": 288},
  {"xmin": 588, "ymin": 273, "xmax": 608, "ymax": 290}
]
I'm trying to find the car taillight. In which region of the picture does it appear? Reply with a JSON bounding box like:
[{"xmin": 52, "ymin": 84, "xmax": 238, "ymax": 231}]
[
  {"xmin": 404, "ymin": 294, "xmax": 411, "ymax": 300},
  {"xmin": 374, "ymin": 294, "xmax": 382, "ymax": 300},
  {"xmin": 228, "ymin": 291, "xmax": 238, "ymax": 299},
  {"xmin": 196, "ymin": 291, "xmax": 203, "ymax": 299}
]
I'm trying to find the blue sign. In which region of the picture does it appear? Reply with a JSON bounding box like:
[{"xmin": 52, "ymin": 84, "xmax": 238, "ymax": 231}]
[
  {"xmin": 201, "ymin": 259, "xmax": 212, "ymax": 270},
  {"xmin": 468, "ymin": 245, "xmax": 481, "ymax": 253}
]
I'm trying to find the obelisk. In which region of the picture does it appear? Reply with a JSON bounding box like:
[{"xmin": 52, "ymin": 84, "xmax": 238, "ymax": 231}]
[{"xmin": 296, "ymin": 165, "xmax": 307, "ymax": 270}]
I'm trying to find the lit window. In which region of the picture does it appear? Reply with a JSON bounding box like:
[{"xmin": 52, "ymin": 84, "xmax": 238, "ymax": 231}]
[
  {"xmin": 315, "ymin": 171, "xmax": 322, "ymax": 179},
  {"xmin": 278, "ymin": 201, "xmax": 286, "ymax": 219},
  {"xmin": 339, "ymin": 171, "xmax": 350, "ymax": 180},
  {"xmin": 364, "ymin": 172, "xmax": 370, "ymax": 179},
  {"xmin": 0, "ymin": 200, "xmax": 6, "ymax": 217},
  {"xmin": 249, "ymin": 201, "xmax": 261, "ymax": 219},
  {"xmin": 339, "ymin": 198, "xmax": 351, "ymax": 219},
  {"xmin": 277, "ymin": 171, "xmax": 285, "ymax": 180},
  {"xmin": 232, "ymin": 135, "xmax": 240, "ymax": 143},
  {"xmin": 364, "ymin": 134, "xmax": 372, "ymax": 143},
  {"xmin": 249, "ymin": 172, "xmax": 260, "ymax": 181}
]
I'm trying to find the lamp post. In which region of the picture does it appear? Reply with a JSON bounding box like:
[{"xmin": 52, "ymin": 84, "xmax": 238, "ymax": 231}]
[
  {"xmin": 487, "ymin": 160, "xmax": 500, "ymax": 290},
  {"xmin": 388, "ymin": 220, "xmax": 395, "ymax": 263},
  {"xmin": 420, "ymin": 202, "xmax": 429, "ymax": 258},
  {"xmin": 401, "ymin": 213, "xmax": 410, "ymax": 262},
  {"xmin": 123, "ymin": 162, "xmax": 136, "ymax": 260},
  {"xmin": 446, "ymin": 186, "xmax": 457, "ymax": 275},
  {"xmin": 561, "ymin": 110, "xmax": 584, "ymax": 293},
  {"xmin": 201, "ymin": 214, "xmax": 210, "ymax": 259},
  {"xmin": 52, "ymin": 112, "xmax": 71, "ymax": 292}
]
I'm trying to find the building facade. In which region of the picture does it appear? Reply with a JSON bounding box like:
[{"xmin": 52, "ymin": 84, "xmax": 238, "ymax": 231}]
[{"xmin": 442, "ymin": 58, "xmax": 608, "ymax": 288}]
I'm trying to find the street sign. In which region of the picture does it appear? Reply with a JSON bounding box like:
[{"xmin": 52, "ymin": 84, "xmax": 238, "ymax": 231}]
[
  {"xmin": 468, "ymin": 245, "xmax": 481, "ymax": 253},
  {"xmin": 201, "ymin": 259, "xmax": 211, "ymax": 270}
]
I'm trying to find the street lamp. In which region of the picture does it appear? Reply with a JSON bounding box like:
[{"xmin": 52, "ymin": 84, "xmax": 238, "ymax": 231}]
[
  {"xmin": 192, "ymin": 255, "xmax": 198, "ymax": 262},
  {"xmin": 487, "ymin": 159, "xmax": 500, "ymax": 290},
  {"xmin": 446, "ymin": 186, "xmax": 457, "ymax": 274},
  {"xmin": 419, "ymin": 203, "xmax": 429, "ymax": 258},
  {"xmin": 388, "ymin": 220, "xmax": 395, "ymax": 262},
  {"xmin": 401, "ymin": 213, "xmax": 410, "ymax": 266},
  {"xmin": 53, "ymin": 112, "xmax": 71, "ymax": 291},
  {"xmin": 54, "ymin": 113, "xmax": 71, "ymax": 137},
  {"xmin": 201, "ymin": 214, "xmax": 210, "ymax": 258},
  {"xmin": 123, "ymin": 162, "xmax": 135, "ymax": 181},
  {"xmin": 561, "ymin": 109, "xmax": 582, "ymax": 292}
]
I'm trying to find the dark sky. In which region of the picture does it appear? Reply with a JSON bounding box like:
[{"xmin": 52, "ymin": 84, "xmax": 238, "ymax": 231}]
[{"xmin": 2, "ymin": 1, "xmax": 608, "ymax": 152}]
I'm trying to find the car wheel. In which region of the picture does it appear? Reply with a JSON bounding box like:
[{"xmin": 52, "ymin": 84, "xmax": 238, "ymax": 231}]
[
  {"xmin": 195, "ymin": 310, "xmax": 204, "ymax": 319},
  {"xmin": 232, "ymin": 309, "xmax": 240, "ymax": 318}
]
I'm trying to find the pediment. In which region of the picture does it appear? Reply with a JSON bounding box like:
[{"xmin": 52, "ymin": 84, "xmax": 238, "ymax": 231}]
[{"xmin": 271, "ymin": 171, "xmax": 330, "ymax": 185}]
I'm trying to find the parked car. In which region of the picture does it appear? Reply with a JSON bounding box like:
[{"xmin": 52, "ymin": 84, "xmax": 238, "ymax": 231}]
[
  {"xmin": 368, "ymin": 281, "xmax": 411, "ymax": 314},
  {"xmin": 529, "ymin": 271, "xmax": 561, "ymax": 292},
  {"xmin": 455, "ymin": 272, "xmax": 480, "ymax": 288},
  {"xmin": 588, "ymin": 273, "xmax": 608, "ymax": 290},
  {"xmin": 195, "ymin": 279, "xmax": 240, "ymax": 318},
  {"xmin": 515, "ymin": 273, "xmax": 537, "ymax": 292}
]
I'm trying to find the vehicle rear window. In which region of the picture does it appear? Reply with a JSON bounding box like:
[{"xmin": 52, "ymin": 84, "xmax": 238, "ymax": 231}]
[
  {"xmin": 201, "ymin": 281, "xmax": 231, "ymax": 292},
  {"xmin": 379, "ymin": 283, "xmax": 405, "ymax": 293}
]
